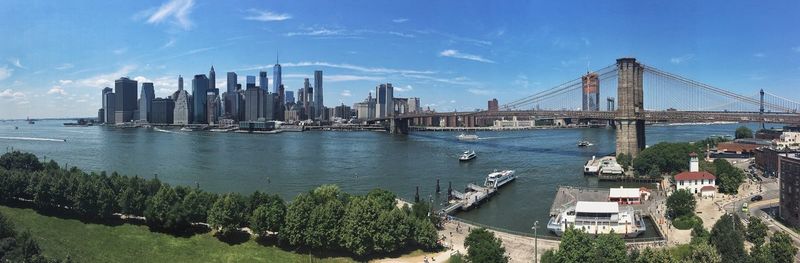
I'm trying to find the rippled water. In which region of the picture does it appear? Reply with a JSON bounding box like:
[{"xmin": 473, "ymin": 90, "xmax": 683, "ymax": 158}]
[{"xmin": 0, "ymin": 120, "xmax": 765, "ymax": 234}]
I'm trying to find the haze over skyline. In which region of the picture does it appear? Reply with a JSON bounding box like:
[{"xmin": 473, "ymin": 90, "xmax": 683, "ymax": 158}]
[{"xmin": 1, "ymin": 0, "xmax": 799, "ymax": 119}]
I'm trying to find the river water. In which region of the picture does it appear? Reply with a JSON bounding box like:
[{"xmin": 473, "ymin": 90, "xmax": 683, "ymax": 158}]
[{"xmin": 0, "ymin": 120, "xmax": 766, "ymax": 235}]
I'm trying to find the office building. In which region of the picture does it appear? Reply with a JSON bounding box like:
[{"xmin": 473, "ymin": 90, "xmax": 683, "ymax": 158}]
[
  {"xmin": 245, "ymin": 86, "xmax": 264, "ymax": 121},
  {"xmin": 192, "ymin": 74, "xmax": 209, "ymax": 124},
  {"xmin": 207, "ymin": 93, "xmax": 220, "ymax": 124},
  {"xmin": 488, "ymin": 98, "xmax": 499, "ymax": 112},
  {"xmin": 139, "ymin": 82, "xmax": 155, "ymax": 122},
  {"xmin": 273, "ymin": 55, "xmax": 282, "ymax": 94},
  {"xmin": 285, "ymin": 91, "xmax": 295, "ymax": 104},
  {"xmin": 408, "ymin": 97, "xmax": 421, "ymax": 113},
  {"xmin": 780, "ymin": 153, "xmax": 800, "ymax": 227},
  {"xmin": 171, "ymin": 75, "xmax": 184, "ymax": 100},
  {"xmin": 209, "ymin": 66, "xmax": 216, "ymax": 91},
  {"xmin": 114, "ymin": 77, "xmax": 138, "ymax": 123},
  {"xmin": 104, "ymin": 91, "xmax": 116, "ymax": 124},
  {"xmin": 334, "ymin": 103, "xmax": 351, "ymax": 120},
  {"xmin": 173, "ymin": 89, "xmax": 192, "ymax": 125},
  {"xmin": 101, "ymin": 87, "xmax": 113, "ymax": 123},
  {"xmin": 314, "ymin": 70, "xmax": 324, "ymax": 120},
  {"xmin": 303, "ymin": 78, "xmax": 312, "ymax": 120},
  {"xmin": 264, "ymin": 93, "xmax": 276, "ymax": 121},
  {"xmin": 226, "ymin": 72, "xmax": 238, "ymax": 119},
  {"xmin": 355, "ymin": 93, "xmax": 376, "ymax": 120},
  {"xmin": 246, "ymin": 75, "xmax": 256, "ymax": 89},
  {"xmin": 375, "ymin": 83, "xmax": 394, "ymax": 118},
  {"xmin": 151, "ymin": 98, "xmax": 175, "ymax": 124},
  {"xmin": 285, "ymin": 104, "xmax": 302, "ymax": 122},
  {"xmin": 277, "ymin": 84, "xmax": 285, "ymax": 121},
  {"xmin": 259, "ymin": 71, "xmax": 268, "ymax": 93}
]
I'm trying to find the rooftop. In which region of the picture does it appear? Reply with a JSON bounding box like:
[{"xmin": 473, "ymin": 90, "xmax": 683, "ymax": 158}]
[
  {"xmin": 576, "ymin": 201, "xmax": 619, "ymax": 214},
  {"xmin": 700, "ymin": 185, "xmax": 716, "ymax": 192},
  {"xmin": 609, "ymin": 187, "xmax": 641, "ymax": 198},
  {"xmin": 675, "ymin": 171, "xmax": 716, "ymax": 181}
]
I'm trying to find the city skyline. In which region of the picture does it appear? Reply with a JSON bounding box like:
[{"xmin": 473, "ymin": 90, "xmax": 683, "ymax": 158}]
[{"xmin": 1, "ymin": 0, "xmax": 800, "ymax": 119}]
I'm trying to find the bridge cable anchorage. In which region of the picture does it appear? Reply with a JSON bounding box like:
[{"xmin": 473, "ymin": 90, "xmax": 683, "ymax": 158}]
[
  {"xmin": 502, "ymin": 65, "xmax": 618, "ymax": 111},
  {"xmin": 643, "ymin": 65, "xmax": 796, "ymax": 113}
]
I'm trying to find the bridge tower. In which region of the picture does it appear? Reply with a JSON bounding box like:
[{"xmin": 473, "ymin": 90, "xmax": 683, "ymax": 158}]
[
  {"xmin": 615, "ymin": 58, "xmax": 646, "ymax": 157},
  {"xmin": 760, "ymin": 89, "xmax": 765, "ymax": 129}
]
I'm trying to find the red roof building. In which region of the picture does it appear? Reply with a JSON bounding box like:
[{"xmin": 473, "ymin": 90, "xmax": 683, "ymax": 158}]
[{"xmin": 675, "ymin": 171, "xmax": 716, "ymax": 181}]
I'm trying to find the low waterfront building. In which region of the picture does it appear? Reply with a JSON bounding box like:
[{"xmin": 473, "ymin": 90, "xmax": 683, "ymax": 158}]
[
  {"xmin": 493, "ymin": 116, "xmax": 534, "ymax": 128},
  {"xmin": 674, "ymin": 153, "xmax": 716, "ymax": 196},
  {"xmin": 755, "ymin": 147, "xmax": 800, "ymax": 176},
  {"xmin": 608, "ymin": 187, "xmax": 647, "ymax": 205},
  {"xmin": 776, "ymin": 131, "xmax": 800, "ymax": 150},
  {"xmin": 711, "ymin": 142, "xmax": 760, "ymax": 158},
  {"xmin": 238, "ymin": 119, "xmax": 276, "ymax": 131},
  {"xmin": 779, "ymin": 153, "xmax": 800, "ymax": 228}
]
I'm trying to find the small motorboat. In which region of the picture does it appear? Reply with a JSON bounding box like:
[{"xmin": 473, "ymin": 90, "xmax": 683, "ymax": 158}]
[
  {"xmin": 578, "ymin": 140, "xmax": 593, "ymax": 147},
  {"xmin": 457, "ymin": 133, "xmax": 479, "ymax": 141},
  {"xmin": 459, "ymin": 150, "xmax": 476, "ymax": 161}
]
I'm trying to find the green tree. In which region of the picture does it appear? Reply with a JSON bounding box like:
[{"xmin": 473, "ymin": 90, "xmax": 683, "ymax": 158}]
[
  {"xmin": 633, "ymin": 142, "xmax": 701, "ymax": 175},
  {"xmin": 746, "ymin": 216, "xmax": 768, "ymax": 247},
  {"xmin": 666, "ymin": 189, "xmax": 696, "ymax": 218},
  {"xmin": 0, "ymin": 151, "xmax": 43, "ymax": 172},
  {"xmin": 249, "ymin": 195, "xmax": 286, "ymax": 236},
  {"xmin": 373, "ymin": 208, "xmax": 411, "ymax": 253},
  {"xmin": 709, "ymin": 214, "xmax": 746, "ymax": 263},
  {"xmin": 340, "ymin": 195, "xmax": 381, "ymax": 256},
  {"xmin": 713, "ymin": 159, "xmax": 745, "ymax": 194},
  {"xmin": 735, "ymin": 126, "xmax": 753, "ymax": 139},
  {"xmin": 591, "ymin": 232, "xmax": 627, "ymax": 263},
  {"xmin": 617, "ymin": 153, "xmax": 632, "ymax": 168},
  {"xmin": 632, "ymin": 247, "xmax": 675, "ymax": 263},
  {"xmin": 463, "ymin": 228, "xmax": 508, "ymax": 263},
  {"xmin": 144, "ymin": 185, "xmax": 189, "ymax": 231},
  {"xmin": 182, "ymin": 189, "xmax": 213, "ymax": 223},
  {"xmin": 207, "ymin": 193, "xmax": 247, "ymax": 236},
  {"xmin": 306, "ymin": 196, "xmax": 345, "ymax": 249},
  {"xmin": 685, "ymin": 242, "xmax": 721, "ymax": 263},
  {"xmin": 410, "ymin": 218, "xmax": 438, "ymax": 249},
  {"xmin": 280, "ymin": 192, "xmax": 316, "ymax": 247},
  {"xmin": 769, "ymin": 231, "xmax": 798, "ymax": 263},
  {"xmin": 690, "ymin": 224, "xmax": 710, "ymax": 245},
  {"xmin": 540, "ymin": 249, "xmax": 558, "ymax": 263},
  {"xmin": 554, "ymin": 227, "xmax": 592, "ymax": 262}
]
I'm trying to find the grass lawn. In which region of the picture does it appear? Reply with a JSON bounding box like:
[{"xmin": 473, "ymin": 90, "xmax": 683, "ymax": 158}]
[{"xmin": 0, "ymin": 205, "xmax": 353, "ymax": 263}]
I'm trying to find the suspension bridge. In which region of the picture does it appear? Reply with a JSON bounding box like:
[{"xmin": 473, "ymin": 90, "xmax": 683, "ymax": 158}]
[{"xmin": 369, "ymin": 58, "xmax": 800, "ymax": 157}]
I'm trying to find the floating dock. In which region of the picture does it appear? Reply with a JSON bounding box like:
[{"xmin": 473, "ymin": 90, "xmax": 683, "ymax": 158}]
[{"xmin": 441, "ymin": 181, "xmax": 510, "ymax": 215}]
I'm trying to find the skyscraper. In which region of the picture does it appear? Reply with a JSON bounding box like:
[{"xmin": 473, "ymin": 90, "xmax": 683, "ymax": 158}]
[
  {"xmin": 209, "ymin": 66, "xmax": 216, "ymax": 91},
  {"xmin": 139, "ymin": 82, "xmax": 155, "ymax": 122},
  {"xmin": 104, "ymin": 92, "xmax": 116, "ymax": 124},
  {"xmin": 114, "ymin": 77, "xmax": 137, "ymax": 123},
  {"xmin": 408, "ymin": 97, "xmax": 421, "ymax": 113},
  {"xmin": 246, "ymin": 76, "xmax": 256, "ymax": 89},
  {"xmin": 303, "ymin": 78, "xmax": 312, "ymax": 120},
  {"xmin": 285, "ymin": 91, "xmax": 295, "ymax": 104},
  {"xmin": 192, "ymin": 74, "xmax": 209, "ymax": 124},
  {"xmin": 151, "ymin": 98, "xmax": 175, "ymax": 124},
  {"xmin": 178, "ymin": 75, "xmax": 184, "ymax": 91},
  {"xmin": 273, "ymin": 53, "xmax": 282, "ymax": 94},
  {"xmin": 375, "ymin": 83, "xmax": 394, "ymax": 118},
  {"xmin": 101, "ymin": 87, "xmax": 112, "ymax": 123},
  {"xmin": 226, "ymin": 72, "xmax": 238, "ymax": 119},
  {"xmin": 314, "ymin": 70, "xmax": 324, "ymax": 120},
  {"xmin": 488, "ymin": 98, "xmax": 499, "ymax": 112},
  {"xmin": 173, "ymin": 89, "xmax": 192, "ymax": 125},
  {"xmin": 245, "ymin": 85, "xmax": 264, "ymax": 121},
  {"xmin": 582, "ymin": 72, "xmax": 600, "ymax": 111},
  {"xmin": 259, "ymin": 71, "xmax": 268, "ymax": 93}
]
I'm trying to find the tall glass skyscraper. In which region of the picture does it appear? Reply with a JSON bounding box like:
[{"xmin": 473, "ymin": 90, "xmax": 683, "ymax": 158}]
[
  {"xmin": 192, "ymin": 74, "xmax": 209, "ymax": 124},
  {"xmin": 314, "ymin": 70, "xmax": 323, "ymax": 120},
  {"xmin": 139, "ymin": 82, "xmax": 155, "ymax": 122},
  {"xmin": 273, "ymin": 55, "xmax": 282, "ymax": 94},
  {"xmin": 259, "ymin": 71, "xmax": 268, "ymax": 92},
  {"xmin": 209, "ymin": 66, "xmax": 216, "ymax": 91},
  {"xmin": 114, "ymin": 77, "xmax": 138, "ymax": 123}
]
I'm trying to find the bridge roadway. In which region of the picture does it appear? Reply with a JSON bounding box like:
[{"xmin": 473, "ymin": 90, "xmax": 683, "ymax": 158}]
[{"xmin": 369, "ymin": 110, "xmax": 800, "ymax": 125}]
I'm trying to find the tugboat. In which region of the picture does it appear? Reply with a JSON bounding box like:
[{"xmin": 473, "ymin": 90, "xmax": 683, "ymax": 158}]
[{"xmin": 459, "ymin": 150, "xmax": 476, "ymax": 161}]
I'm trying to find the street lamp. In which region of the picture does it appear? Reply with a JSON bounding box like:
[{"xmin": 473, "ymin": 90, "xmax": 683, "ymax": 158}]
[{"xmin": 532, "ymin": 220, "xmax": 539, "ymax": 263}]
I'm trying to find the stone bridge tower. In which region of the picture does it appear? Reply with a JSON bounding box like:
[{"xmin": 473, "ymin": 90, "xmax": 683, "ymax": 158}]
[{"xmin": 615, "ymin": 58, "xmax": 646, "ymax": 157}]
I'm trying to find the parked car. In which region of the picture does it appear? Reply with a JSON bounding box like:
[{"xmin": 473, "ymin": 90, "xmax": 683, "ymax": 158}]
[{"xmin": 751, "ymin": 195, "xmax": 763, "ymax": 202}]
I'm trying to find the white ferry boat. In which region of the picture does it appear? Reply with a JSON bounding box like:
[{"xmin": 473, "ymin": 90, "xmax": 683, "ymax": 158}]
[
  {"xmin": 484, "ymin": 170, "xmax": 516, "ymax": 188},
  {"xmin": 457, "ymin": 133, "xmax": 479, "ymax": 141},
  {"xmin": 547, "ymin": 201, "xmax": 646, "ymax": 238},
  {"xmin": 459, "ymin": 150, "xmax": 476, "ymax": 161}
]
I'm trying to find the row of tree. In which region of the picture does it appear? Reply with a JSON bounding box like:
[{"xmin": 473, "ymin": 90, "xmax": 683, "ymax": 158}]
[
  {"xmin": 0, "ymin": 151, "xmax": 439, "ymax": 258},
  {"xmin": 0, "ymin": 212, "xmax": 68, "ymax": 263}
]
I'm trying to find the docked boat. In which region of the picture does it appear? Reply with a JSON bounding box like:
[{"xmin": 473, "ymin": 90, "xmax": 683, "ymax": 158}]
[
  {"xmin": 457, "ymin": 133, "xmax": 479, "ymax": 141},
  {"xmin": 547, "ymin": 201, "xmax": 646, "ymax": 238},
  {"xmin": 577, "ymin": 140, "xmax": 593, "ymax": 147},
  {"xmin": 459, "ymin": 150, "xmax": 476, "ymax": 161},
  {"xmin": 484, "ymin": 170, "xmax": 516, "ymax": 188}
]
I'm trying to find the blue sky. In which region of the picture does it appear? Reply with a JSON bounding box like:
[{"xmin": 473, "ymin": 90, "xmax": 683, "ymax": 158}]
[{"xmin": 1, "ymin": 0, "xmax": 799, "ymax": 118}]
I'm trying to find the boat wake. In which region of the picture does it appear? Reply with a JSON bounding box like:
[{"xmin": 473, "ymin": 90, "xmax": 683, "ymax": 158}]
[
  {"xmin": 153, "ymin": 127, "xmax": 177, "ymax": 134},
  {"xmin": 0, "ymin": 136, "xmax": 65, "ymax": 142}
]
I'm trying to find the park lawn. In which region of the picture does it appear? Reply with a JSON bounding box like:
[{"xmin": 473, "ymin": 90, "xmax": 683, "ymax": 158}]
[{"xmin": 0, "ymin": 205, "xmax": 353, "ymax": 263}]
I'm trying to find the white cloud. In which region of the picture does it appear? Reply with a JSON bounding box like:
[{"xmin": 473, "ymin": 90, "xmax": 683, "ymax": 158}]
[
  {"xmin": 145, "ymin": 0, "xmax": 195, "ymax": 30},
  {"xmin": 395, "ymin": 85, "xmax": 413, "ymax": 92},
  {"xmin": 286, "ymin": 27, "xmax": 346, "ymax": 37},
  {"xmin": 326, "ymin": 75, "xmax": 383, "ymax": 82},
  {"xmin": 439, "ymin": 49, "xmax": 495, "ymax": 63},
  {"xmin": 55, "ymin": 63, "xmax": 74, "ymax": 70},
  {"xmin": 340, "ymin": 90, "xmax": 352, "ymax": 97},
  {"xmin": 241, "ymin": 61, "xmax": 435, "ymax": 75},
  {"xmin": 133, "ymin": 76, "xmax": 152, "ymax": 83},
  {"xmin": 113, "ymin": 47, "xmax": 128, "ymax": 55},
  {"xmin": 670, "ymin": 54, "xmax": 694, "ymax": 64},
  {"xmin": 47, "ymin": 86, "xmax": 67, "ymax": 95},
  {"xmin": 243, "ymin": 9, "xmax": 291, "ymax": 22},
  {"xmin": 0, "ymin": 89, "xmax": 25, "ymax": 99},
  {"xmin": 0, "ymin": 66, "xmax": 12, "ymax": 80},
  {"xmin": 392, "ymin": 18, "xmax": 409, "ymax": 23},
  {"xmin": 388, "ymin": 31, "xmax": 415, "ymax": 38},
  {"xmin": 58, "ymin": 80, "xmax": 73, "ymax": 85},
  {"xmin": 9, "ymin": 58, "xmax": 25, "ymax": 69},
  {"xmin": 753, "ymin": 52, "xmax": 765, "ymax": 58},
  {"xmin": 467, "ymin": 88, "xmax": 493, "ymax": 95},
  {"xmin": 76, "ymin": 65, "xmax": 137, "ymax": 88},
  {"xmin": 162, "ymin": 39, "xmax": 176, "ymax": 48},
  {"xmin": 793, "ymin": 46, "xmax": 800, "ymax": 53}
]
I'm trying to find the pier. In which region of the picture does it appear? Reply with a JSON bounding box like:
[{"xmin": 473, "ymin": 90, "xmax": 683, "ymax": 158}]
[{"xmin": 441, "ymin": 173, "xmax": 515, "ymax": 215}]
